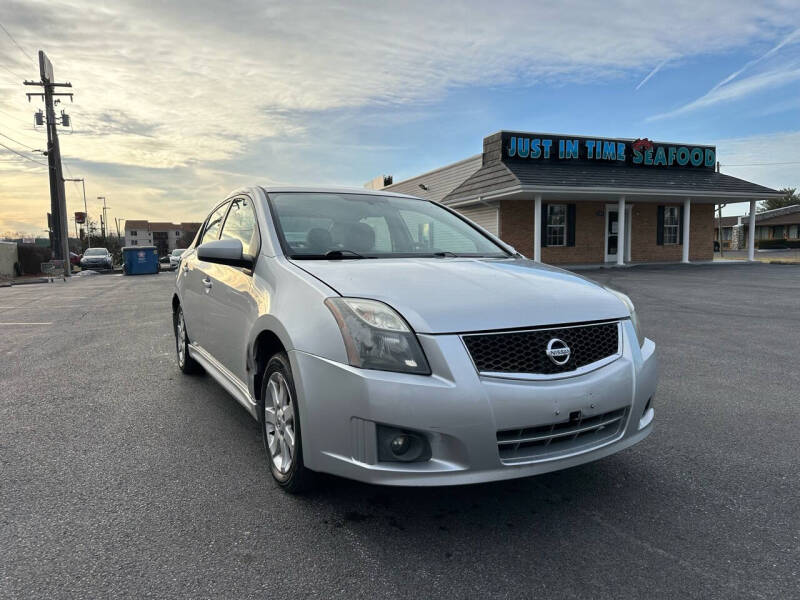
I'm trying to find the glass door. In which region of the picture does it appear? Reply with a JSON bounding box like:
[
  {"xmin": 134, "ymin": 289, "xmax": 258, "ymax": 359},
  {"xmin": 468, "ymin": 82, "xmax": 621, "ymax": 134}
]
[{"xmin": 605, "ymin": 209, "xmax": 619, "ymax": 262}]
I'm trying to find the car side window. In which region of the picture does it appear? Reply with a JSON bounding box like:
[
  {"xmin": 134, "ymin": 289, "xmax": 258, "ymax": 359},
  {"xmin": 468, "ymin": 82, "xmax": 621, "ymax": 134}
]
[
  {"xmin": 220, "ymin": 197, "xmax": 260, "ymax": 258},
  {"xmin": 199, "ymin": 202, "xmax": 230, "ymax": 245}
]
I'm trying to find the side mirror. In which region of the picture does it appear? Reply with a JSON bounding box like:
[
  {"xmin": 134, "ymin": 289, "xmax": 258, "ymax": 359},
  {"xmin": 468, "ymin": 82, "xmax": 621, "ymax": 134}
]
[{"xmin": 197, "ymin": 238, "xmax": 253, "ymax": 268}]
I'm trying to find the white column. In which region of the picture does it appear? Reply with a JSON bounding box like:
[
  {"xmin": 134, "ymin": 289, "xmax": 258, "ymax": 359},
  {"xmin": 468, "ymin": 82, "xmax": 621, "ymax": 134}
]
[
  {"xmin": 533, "ymin": 194, "xmax": 542, "ymax": 262},
  {"xmin": 616, "ymin": 196, "xmax": 626, "ymax": 266},
  {"xmin": 748, "ymin": 200, "xmax": 756, "ymax": 261},
  {"xmin": 682, "ymin": 197, "xmax": 691, "ymax": 263}
]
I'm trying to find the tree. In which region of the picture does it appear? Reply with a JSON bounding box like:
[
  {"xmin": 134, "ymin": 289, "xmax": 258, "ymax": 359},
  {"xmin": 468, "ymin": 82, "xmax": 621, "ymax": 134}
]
[
  {"xmin": 759, "ymin": 188, "xmax": 799, "ymax": 212},
  {"xmin": 179, "ymin": 228, "xmax": 199, "ymax": 248}
]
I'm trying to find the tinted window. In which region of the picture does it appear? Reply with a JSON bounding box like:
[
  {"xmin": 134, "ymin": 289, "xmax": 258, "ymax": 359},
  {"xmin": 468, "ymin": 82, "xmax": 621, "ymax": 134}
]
[
  {"xmin": 268, "ymin": 192, "xmax": 507, "ymax": 258},
  {"xmin": 220, "ymin": 197, "xmax": 260, "ymax": 257},
  {"xmin": 200, "ymin": 202, "xmax": 230, "ymax": 245}
]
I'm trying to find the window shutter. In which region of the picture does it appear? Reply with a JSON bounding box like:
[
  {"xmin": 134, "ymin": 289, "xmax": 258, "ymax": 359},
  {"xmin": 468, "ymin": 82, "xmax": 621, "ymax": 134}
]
[
  {"xmin": 679, "ymin": 205, "xmax": 684, "ymax": 244},
  {"xmin": 567, "ymin": 204, "xmax": 576, "ymax": 246},
  {"xmin": 656, "ymin": 206, "xmax": 665, "ymax": 245},
  {"xmin": 541, "ymin": 203, "xmax": 548, "ymax": 247}
]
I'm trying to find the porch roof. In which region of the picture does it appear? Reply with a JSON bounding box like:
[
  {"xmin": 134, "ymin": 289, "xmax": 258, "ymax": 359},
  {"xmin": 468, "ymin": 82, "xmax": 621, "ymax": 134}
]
[{"xmin": 442, "ymin": 161, "xmax": 781, "ymax": 206}]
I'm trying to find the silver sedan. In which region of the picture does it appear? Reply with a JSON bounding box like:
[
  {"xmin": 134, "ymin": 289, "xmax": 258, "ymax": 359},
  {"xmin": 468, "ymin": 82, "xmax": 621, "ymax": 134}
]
[{"xmin": 172, "ymin": 187, "xmax": 657, "ymax": 492}]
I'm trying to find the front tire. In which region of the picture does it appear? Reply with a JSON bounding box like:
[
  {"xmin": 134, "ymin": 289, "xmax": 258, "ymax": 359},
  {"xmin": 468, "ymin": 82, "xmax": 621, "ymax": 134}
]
[
  {"xmin": 174, "ymin": 305, "xmax": 203, "ymax": 374},
  {"xmin": 261, "ymin": 353, "xmax": 314, "ymax": 493}
]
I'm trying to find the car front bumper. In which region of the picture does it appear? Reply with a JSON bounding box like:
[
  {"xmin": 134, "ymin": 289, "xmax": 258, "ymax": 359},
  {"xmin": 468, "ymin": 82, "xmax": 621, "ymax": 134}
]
[{"xmin": 290, "ymin": 320, "xmax": 657, "ymax": 486}]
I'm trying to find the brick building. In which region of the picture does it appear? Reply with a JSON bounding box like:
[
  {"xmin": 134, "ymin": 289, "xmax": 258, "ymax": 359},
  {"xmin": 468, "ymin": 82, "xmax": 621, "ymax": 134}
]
[
  {"xmin": 380, "ymin": 131, "xmax": 781, "ymax": 265},
  {"xmin": 124, "ymin": 220, "xmax": 201, "ymax": 255}
]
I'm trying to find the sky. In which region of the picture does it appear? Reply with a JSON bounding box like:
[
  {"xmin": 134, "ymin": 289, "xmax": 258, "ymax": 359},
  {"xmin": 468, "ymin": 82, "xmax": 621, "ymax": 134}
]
[{"xmin": 1, "ymin": 0, "xmax": 799, "ymax": 236}]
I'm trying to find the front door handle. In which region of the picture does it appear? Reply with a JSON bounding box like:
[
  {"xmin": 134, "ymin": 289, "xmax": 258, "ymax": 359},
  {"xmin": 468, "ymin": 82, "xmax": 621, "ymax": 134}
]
[{"xmin": 202, "ymin": 277, "xmax": 212, "ymax": 289}]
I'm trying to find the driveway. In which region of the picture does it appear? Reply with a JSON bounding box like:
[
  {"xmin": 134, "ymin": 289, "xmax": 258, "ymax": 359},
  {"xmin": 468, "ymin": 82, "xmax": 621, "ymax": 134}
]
[{"xmin": 1, "ymin": 264, "xmax": 798, "ymax": 599}]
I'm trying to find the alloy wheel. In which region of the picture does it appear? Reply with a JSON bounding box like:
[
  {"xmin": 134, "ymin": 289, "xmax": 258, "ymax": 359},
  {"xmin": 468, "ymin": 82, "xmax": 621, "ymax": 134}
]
[
  {"xmin": 176, "ymin": 310, "xmax": 186, "ymax": 367},
  {"xmin": 264, "ymin": 372, "xmax": 296, "ymax": 474}
]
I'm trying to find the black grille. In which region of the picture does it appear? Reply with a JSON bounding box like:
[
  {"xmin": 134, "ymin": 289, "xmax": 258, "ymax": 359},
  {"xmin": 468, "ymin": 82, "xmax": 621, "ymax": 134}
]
[
  {"xmin": 463, "ymin": 322, "xmax": 619, "ymax": 375},
  {"xmin": 496, "ymin": 407, "xmax": 628, "ymax": 463}
]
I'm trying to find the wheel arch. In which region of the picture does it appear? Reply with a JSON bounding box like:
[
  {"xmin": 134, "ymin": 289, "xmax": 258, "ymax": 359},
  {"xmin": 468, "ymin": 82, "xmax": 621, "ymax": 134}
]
[{"xmin": 250, "ymin": 322, "xmax": 292, "ymax": 405}]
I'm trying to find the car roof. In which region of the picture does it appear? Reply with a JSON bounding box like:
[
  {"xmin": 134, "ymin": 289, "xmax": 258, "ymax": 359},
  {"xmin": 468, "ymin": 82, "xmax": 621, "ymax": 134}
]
[{"xmin": 258, "ymin": 185, "xmax": 423, "ymax": 200}]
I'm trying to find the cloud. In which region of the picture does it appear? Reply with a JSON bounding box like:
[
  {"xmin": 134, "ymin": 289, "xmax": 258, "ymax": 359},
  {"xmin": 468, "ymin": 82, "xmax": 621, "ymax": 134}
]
[
  {"xmin": 709, "ymin": 27, "xmax": 800, "ymax": 93},
  {"xmin": 647, "ymin": 64, "xmax": 800, "ymax": 121},
  {"xmin": 716, "ymin": 130, "xmax": 800, "ymax": 203},
  {"xmin": 647, "ymin": 25, "xmax": 800, "ymax": 121},
  {"xmin": 636, "ymin": 59, "xmax": 669, "ymax": 90},
  {"xmin": 2, "ymin": 0, "xmax": 800, "ymax": 233}
]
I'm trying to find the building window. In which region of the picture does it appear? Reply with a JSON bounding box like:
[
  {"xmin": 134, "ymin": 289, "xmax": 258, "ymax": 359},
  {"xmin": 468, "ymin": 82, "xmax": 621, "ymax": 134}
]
[
  {"xmin": 722, "ymin": 227, "xmax": 732, "ymax": 241},
  {"xmin": 176, "ymin": 230, "xmax": 181, "ymax": 236},
  {"xmin": 790, "ymin": 225, "xmax": 798, "ymax": 239},
  {"xmin": 773, "ymin": 226, "xmax": 785, "ymax": 239},
  {"xmin": 663, "ymin": 206, "xmax": 679, "ymax": 245},
  {"xmin": 130, "ymin": 230, "xmax": 137, "ymax": 236},
  {"xmin": 546, "ymin": 204, "xmax": 567, "ymax": 246},
  {"xmin": 131, "ymin": 240, "xmax": 138, "ymax": 245}
]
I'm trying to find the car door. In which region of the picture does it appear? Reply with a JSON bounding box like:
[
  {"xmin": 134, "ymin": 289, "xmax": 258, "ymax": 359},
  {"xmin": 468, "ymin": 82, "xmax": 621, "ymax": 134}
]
[
  {"xmin": 180, "ymin": 200, "xmax": 230, "ymax": 350},
  {"xmin": 203, "ymin": 195, "xmax": 261, "ymax": 383}
]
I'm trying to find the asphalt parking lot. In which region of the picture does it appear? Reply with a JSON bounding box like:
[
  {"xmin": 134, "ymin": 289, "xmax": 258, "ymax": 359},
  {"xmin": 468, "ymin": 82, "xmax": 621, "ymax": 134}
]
[{"xmin": 2, "ymin": 264, "xmax": 798, "ymax": 599}]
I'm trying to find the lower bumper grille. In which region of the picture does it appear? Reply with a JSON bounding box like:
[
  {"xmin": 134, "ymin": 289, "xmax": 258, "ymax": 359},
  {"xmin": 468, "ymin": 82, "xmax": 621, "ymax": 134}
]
[{"xmin": 497, "ymin": 407, "xmax": 628, "ymax": 464}]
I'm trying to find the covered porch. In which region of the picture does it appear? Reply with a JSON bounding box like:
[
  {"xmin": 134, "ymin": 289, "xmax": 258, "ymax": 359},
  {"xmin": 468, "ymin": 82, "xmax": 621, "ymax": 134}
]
[{"xmin": 449, "ymin": 190, "xmax": 766, "ymax": 266}]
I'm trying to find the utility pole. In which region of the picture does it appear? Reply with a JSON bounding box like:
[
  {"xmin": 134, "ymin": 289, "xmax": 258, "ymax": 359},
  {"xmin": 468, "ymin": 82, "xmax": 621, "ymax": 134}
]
[
  {"xmin": 64, "ymin": 177, "xmax": 89, "ymax": 248},
  {"xmin": 98, "ymin": 196, "xmax": 109, "ymax": 241},
  {"xmin": 24, "ymin": 51, "xmax": 74, "ymax": 277}
]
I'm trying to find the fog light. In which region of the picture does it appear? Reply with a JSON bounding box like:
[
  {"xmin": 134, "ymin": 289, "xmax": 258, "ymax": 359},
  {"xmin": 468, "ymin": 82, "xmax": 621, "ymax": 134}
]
[
  {"xmin": 377, "ymin": 425, "xmax": 432, "ymax": 463},
  {"xmin": 390, "ymin": 435, "xmax": 411, "ymax": 456}
]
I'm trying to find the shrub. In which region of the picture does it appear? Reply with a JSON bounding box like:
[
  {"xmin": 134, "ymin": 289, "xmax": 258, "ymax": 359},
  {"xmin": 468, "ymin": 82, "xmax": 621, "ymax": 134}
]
[
  {"xmin": 17, "ymin": 244, "xmax": 52, "ymax": 275},
  {"xmin": 756, "ymin": 239, "xmax": 800, "ymax": 249}
]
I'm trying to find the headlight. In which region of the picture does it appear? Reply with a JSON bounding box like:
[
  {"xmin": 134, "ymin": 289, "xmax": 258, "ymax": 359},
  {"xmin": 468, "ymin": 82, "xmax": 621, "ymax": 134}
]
[
  {"xmin": 325, "ymin": 297, "xmax": 431, "ymax": 375},
  {"xmin": 604, "ymin": 287, "xmax": 645, "ymax": 347}
]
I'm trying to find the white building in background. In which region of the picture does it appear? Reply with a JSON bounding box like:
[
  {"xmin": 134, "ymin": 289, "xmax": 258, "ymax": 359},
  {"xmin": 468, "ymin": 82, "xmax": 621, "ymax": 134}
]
[{"xmin": 124, "ymin": 220, "xmax": 201, "ymax": 254}]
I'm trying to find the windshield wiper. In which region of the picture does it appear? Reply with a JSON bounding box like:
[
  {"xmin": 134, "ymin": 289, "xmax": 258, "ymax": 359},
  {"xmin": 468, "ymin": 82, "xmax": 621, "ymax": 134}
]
[
  {"xmin": 432, "ymin": 251, "xmax": 459, "ymax": 258},
  {"xmin": 324, "ymin": 249, "xmax": 366, "ymax": 259}
]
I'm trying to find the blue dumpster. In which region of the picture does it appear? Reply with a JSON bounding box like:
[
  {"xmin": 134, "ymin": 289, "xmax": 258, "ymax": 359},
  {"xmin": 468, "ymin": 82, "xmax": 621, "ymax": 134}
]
[{"xmin": 122, "ymin": 246, "xmax": 159, "ymax": 275}]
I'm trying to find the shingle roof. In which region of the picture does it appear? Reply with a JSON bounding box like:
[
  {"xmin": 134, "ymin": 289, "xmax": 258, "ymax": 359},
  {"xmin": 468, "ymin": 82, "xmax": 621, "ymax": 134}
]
[
  {"xmin": 444, "ymin": 161, "xmax": 781, "ymax": 203},
  {"xmin": 755, "ymin": 204, "xmax": 800, "ymax": 225},
  {"xmin": 382, "ymin": 155, "xmax": 482, "ymax": 203},
  {"xmin": 124, "ymin": 220, "xmax": 149, "ymax": 230}
]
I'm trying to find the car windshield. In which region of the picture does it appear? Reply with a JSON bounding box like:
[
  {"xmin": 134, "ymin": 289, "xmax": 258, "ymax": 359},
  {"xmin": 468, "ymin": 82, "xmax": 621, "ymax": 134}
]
[
  {"xmin": 172, "ymin": 249, "xmax": 185, "ymax": 256},
  {"xmin": 84, "ymin": 248, "xmax": 107, "ymax": 256},
  {"xmin": 268, "ymin": 192, "xmax": 509, "ymax": 259}
]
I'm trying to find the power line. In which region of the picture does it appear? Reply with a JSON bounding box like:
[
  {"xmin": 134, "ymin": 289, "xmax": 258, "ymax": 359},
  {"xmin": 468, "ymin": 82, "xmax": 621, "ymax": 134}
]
[
  {"xmin": 0, "ymin": 21, "xmax": 34, "ymax": 63},
  {"xmin": 722, "ymin": 161, "xmax": 800, "ymax": 167},
  {"xmin": 62, "ymin": 160, "xmax": 84, "ymax": 197},
  {"xmin": 0, "ymin": 129, "xmax": 38, "ymax": 150},
  {"xmin": 0, "ymin": 140, "xmax": 47, "ymax": 166},
  {"xmin": 0, "ymin": 61, "xmax": 24, "ymax": 80},
  {"xmin": 0, "ymin": 107, "xmax": 32, "ymax": 125}
]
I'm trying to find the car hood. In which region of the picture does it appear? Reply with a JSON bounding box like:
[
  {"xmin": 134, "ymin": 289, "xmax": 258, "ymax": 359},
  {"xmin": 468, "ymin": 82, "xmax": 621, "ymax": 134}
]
[{"xmin": 293, "ymin": 257, "xmax": 629, "ymax": 334}]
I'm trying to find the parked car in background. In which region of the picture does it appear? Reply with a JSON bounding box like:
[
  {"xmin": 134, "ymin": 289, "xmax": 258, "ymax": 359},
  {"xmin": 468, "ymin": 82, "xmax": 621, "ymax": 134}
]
[
  {"xmin": 80, "ymin": 247, "xmax": 113, "ymax": 270},
  {"xmin": 69, "ymin": 252, "xmax": 81, "ymax": 266},
  {"xmin": 172, "ymin": 187, "xmax": 657, "ymax": 493},
  {"xmin": 169, "ymin": 248, "xmax": 186, "ymax": 270}
]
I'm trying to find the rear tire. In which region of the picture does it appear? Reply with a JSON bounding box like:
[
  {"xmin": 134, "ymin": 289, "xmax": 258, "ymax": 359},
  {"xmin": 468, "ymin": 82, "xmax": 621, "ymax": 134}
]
[
  {"xmin": 260, "ymin": 353, "xmax": 315, "ymax": 493},
  {"xmin": 174, "ymin": 305, "xmax": 203, "ymax": 374}
]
